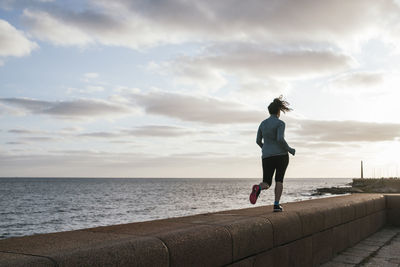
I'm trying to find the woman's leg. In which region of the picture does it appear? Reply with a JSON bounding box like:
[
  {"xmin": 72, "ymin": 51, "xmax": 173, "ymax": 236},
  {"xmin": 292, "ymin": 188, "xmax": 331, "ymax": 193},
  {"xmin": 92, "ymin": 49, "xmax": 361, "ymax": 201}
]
[
  {"xmin": 260, "ymin": 157, "xmax": 275, "ymax": 190},
  {"xmin": 274, "ymin": 182, "xmax": 283, "ymax": 202},
  {"xmin": 274, "ymin": 154, "xmax": 289, "ymax": 203}
]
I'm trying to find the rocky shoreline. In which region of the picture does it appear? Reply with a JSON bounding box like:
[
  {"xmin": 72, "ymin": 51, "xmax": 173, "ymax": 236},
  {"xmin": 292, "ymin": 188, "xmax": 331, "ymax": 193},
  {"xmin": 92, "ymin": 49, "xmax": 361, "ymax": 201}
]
[{"xmin": 314, "ymin": 178, "xmax": 400, "ymax": 195}]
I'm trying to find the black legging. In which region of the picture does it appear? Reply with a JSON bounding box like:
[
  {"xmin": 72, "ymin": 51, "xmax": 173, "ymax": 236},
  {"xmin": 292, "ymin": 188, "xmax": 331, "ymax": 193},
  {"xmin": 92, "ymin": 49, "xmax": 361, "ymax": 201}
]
[{"xmin": 262, "ymin": 154, "xmax": 289, "ymax": 186}]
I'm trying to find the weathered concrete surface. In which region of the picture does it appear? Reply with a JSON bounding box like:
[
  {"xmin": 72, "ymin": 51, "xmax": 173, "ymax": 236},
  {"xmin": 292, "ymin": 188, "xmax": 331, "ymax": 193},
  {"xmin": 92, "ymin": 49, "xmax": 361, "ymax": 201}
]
[
  {"xmin": 0, "ymin": 252, "xmax": 54, "ymax": 267},
  {"xmin": 332, "ymin": 223, "xmax": 349, "ymax": 255},
  {"xmin": 287, "ymin": 236, "xmax": 313, "ymax": 267},
  {"xmin": 312, "ymin": 228, "xmax": 333, "ymax": 266},
  {"xmin": 0, "ymin": 231, "xmax": 169, "ymax": 267},
  {"xmin": 266, "ymin": 211, "xmax": 303, "ymax": 246},
  {"xmin": 223, "ymin": 217, "xmax": 273, "ymax": 261},
  {"xmin": 89, "ymin": 216, "xmax": 233, "ymax": 266},
  {"xmin": 253, "ymin": 249, "xmax": 274, "ymax": 267},
  {"xmin": 363, "ymin": 234, "xmax": 400, "ymax": 266},
  {"xmin": 173, "ymin": 213, "xmax": 274, "ymax": 260},
  {"xmin": 0, "ymin": 193, "xmax": 398, "ymax": 267},
  {"xmin": 157, "ymin": 224, "xmax": 231, "ymax": 267},
  {"xmin": 322, "ymin": 227, "xmax": 400, "ymax": 267},
  {"xmin": 386, "ymin": 194, "xmax": 400, "ymax": 226}
]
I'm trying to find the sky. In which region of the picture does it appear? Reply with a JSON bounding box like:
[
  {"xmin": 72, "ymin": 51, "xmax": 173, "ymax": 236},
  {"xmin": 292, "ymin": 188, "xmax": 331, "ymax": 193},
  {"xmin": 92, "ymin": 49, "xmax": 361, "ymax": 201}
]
[{"xmin": 1, "ymin": 0, "xmax": 400, "ymax": 178}]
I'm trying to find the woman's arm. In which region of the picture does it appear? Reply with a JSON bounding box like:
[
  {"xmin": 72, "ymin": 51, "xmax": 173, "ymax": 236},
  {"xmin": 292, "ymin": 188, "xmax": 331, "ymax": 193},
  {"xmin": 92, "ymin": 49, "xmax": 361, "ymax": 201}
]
[
  {"xmin": 277, "ymin": 121, "xmax": 295, "ymax": 155},
  {"xmin": 256, "ymin": 126, "xmax": 263, "ymax": 148}
]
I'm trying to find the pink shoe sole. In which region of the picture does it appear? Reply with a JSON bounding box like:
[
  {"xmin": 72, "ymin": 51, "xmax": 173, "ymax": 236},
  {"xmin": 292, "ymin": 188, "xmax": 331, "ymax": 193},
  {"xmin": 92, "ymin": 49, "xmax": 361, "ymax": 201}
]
[{"xmin": 250, "ymin": 184, "xmax": 260, "ymax": 204}]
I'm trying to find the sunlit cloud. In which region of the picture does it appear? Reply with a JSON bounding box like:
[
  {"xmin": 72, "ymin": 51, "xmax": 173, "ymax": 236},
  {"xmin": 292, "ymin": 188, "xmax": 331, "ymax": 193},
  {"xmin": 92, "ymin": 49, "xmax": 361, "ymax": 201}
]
[
  {"xmin": 329, "ymin": 71, "xmax": 384, "ymax": 88},
  {"xmin": 0, "ymin": 19, "xmax": 37, "ymax": 58},
  {"xmin": 291, "ymin": 119, "xmax": 400, "ymax": 142}
]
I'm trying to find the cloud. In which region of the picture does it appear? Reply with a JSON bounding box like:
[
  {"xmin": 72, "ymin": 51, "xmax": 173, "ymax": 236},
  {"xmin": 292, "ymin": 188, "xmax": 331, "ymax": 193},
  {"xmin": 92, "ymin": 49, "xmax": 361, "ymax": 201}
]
[
  {"xmin": 84, "ymin": 72, "xmax": 99, "ymax": 79},
  {"xmin": 79, "ymin": 125, "xmax": 195, "ymax": 138},
  {"xmin": 130, "ymin": 91, "xmax": 265, "ymax": 124},
  {"xmin": 16, "ymin": 0, "xmax": 400, "ymax": 49},
  {"xmin": 22, "ymin": 9, "xmax": 93, "ymax": 46},
  {"xmin": 85, "ymin": 85, "xmax": 105, "ymax": 93},
  {"xmin": 21, "ymin": 7, "xmax": 162, "ymax": 49},
  {"xmin": 20, "ymin": 136, "xmax": 57, "ymax": 142},
  {"xmin": 323, "ymin": 71, "xmax": 400, "ymax": 100},
  {"xmin": 290, "ymin": 119, "xmax": 400, "ymax": 142},
  {"xmin": 8, "ymin": 129, "xmax": 45, "ymax": 134},
  {"xmin": 123, "ymin": 125, "xmax": 194, "ymax": 137},
  {"xmin": 0, "ymin": 150, "xmax": 257, "ymax": 178},
  {"xmin": 6, "ymin": 141, "xmax": 27, "ymax": 145},
  {"xmin": 9, "ymin": 129, "xmax": 35, "ymax": 134},
  {"xmin": 67, "ymin": 85, "xmax": 105, "ymax": 95},
  {"xmin": 0, "ymin": 19, "xmax": 37, "ymax": 57},
  {"xmin": 290, "ymin": 141, "xmax": 347, "ymax": 149},
  {"xmin": 79, "ymin": 131, "xmax": 120, "ymax": 138},
  {"xmin": 328, "ymin": 71, "xmax": 385, "ymax": 88},
  {"xmin": 82, "ymin": 72, "xmax": 100, "ymax": 82},
  {"xmin": 0, "ymin": 97, "xmax": 132, "ymax": 118},
  {"xmin": 167, "ymin": 46, "xmax": 355, "ymax": 89}
]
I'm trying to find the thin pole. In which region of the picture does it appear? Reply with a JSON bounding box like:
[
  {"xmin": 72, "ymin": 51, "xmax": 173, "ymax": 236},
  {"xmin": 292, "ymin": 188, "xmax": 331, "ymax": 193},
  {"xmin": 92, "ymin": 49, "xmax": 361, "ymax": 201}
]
[{"xmin": 361, "ymin": 160, "xmax": 364, "ymax": 179}]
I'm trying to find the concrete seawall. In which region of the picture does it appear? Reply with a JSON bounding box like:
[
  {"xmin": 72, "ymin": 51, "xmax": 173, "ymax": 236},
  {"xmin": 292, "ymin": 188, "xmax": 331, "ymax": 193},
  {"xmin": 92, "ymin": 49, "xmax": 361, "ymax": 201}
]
[{"xmin": 1, "ymin": 194, "xmax": 399, "ymax": 267}]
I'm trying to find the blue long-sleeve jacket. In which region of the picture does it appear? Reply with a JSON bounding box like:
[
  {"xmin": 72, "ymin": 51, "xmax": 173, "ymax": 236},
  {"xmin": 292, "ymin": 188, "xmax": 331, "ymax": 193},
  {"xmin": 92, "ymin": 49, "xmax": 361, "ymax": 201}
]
[{"xmin": 256, "ymin": 115, "xmax": 295, "ymax": 158}]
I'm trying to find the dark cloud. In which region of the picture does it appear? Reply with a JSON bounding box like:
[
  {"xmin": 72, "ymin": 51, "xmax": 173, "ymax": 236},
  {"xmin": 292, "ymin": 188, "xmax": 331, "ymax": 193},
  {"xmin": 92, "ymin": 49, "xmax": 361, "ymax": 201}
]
[
  {"xmin": 172, "ymin": 46, "xmax": 355, "ymax": 81},
  {"xmin": 131, "ymin": 91, "xmax": 265, "ymax": 124},
  {"xmin": 79, "ymin": 132, "xmax": 121, "ymax": 138},
  {"xmin": 291, "ymin": 119, "xmax": 400, "ymax": 142},
  {"xmin": 123, "ymin": 125, "xmax": 193, "ymax": 137},
  {"xmin": 6, "ymin": 141, "xmax": 26, "ymax": 145},
  {"xmin": 195, "ymin": 139, "xmax": 236, "ymax": 145},
  {"xmin": 0, "ymin": 97, "xmax": 131, "ymax": 118},
  {"xmin": 16, "ymin": 0, "xmax": 400, "ymax": 48},
  {"xmin": 21, "ymin": 136, "xmax": 57, "ymax": 142},
  {"xmin": 79, "ymin": 125, "xmax": 194, "ymax": 138},
  {"xmin": 8, "ymin": 129, "xmax": 37, "ymax": 134}
]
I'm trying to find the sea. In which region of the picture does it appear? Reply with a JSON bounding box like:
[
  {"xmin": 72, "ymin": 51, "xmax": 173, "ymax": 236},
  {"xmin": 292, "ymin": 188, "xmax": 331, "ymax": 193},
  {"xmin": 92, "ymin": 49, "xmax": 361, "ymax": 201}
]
[{"xmin": 0, "ymin": 177, "xmax": 352, "ymax": 240}]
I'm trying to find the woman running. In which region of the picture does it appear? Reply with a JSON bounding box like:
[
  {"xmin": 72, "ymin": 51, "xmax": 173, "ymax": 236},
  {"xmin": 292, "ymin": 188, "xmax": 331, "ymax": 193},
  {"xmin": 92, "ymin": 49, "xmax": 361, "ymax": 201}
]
[{"xmin": 250, "ymin": 96, "xmax": 295, "ymax": 212}]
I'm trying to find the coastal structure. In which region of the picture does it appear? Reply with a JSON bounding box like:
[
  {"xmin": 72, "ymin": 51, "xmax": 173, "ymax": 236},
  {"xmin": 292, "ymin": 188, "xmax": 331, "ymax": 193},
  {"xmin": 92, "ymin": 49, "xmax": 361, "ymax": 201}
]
[
  {"xmin": 0, "ymin": 194, "xmax": 399, "ymax": 266},
  {"xmin": 361, "ymin": 161, "xmax": 364, "ymax": 179}
]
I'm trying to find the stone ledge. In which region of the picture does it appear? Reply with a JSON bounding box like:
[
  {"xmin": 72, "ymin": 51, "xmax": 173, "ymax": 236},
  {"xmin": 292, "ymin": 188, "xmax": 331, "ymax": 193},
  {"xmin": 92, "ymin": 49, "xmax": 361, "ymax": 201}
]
[{"xmin": 0, "ymin": 193, "xmax": 398, "ymax": 267}]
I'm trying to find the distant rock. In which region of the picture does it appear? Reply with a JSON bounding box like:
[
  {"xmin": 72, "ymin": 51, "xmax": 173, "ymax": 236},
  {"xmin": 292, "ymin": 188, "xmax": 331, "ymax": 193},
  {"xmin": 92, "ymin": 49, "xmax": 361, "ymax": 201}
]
[
  {"xmin": 314, "ymin": 178, "xmax": 400, "ymax": 195},
  {"xmin": 313, "ymin": 186, "xmax": 362, "ymax": 195}
]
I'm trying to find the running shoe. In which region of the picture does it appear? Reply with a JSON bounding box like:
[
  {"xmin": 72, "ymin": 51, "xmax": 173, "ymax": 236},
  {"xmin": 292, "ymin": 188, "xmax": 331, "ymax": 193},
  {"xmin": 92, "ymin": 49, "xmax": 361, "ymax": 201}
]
[
  {"xmin": 249, "ymin": 184, "xmax": 261, "ymax": 204},
  {"xmin": 273, "ymin": 204, "xmax": 283, "ymax": 212}
]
